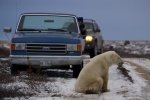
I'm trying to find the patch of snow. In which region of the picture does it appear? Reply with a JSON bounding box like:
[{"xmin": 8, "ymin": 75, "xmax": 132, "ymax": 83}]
[
  {"xmin": 104, "ymin": 40, "xmax": 150, "ymax": 55},
  {"xmin": 101, "ymin": 64, "xmax": 146, "ymax": 100},
  {"xmin": 144, "ymin": 46, "xmax": 150, "ymax": 51},
  {"xmin": 124, "ymin": 58, "xmax": 150, "ymax": 71}
]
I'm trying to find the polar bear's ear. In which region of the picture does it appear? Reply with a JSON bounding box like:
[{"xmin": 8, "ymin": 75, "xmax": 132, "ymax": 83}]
[{"xmin": 111, "ymin": 51, "xmax": 117, "ymax": 54}]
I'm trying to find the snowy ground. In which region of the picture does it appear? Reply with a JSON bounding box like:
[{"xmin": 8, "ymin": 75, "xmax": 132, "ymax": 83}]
[
  {"xmin": 0, "ymin": 40, "xmax": 150, "ymax": 100},
  {"xmin": 1, "ymin": 58, "xmax": 150, "ymax": 100}
]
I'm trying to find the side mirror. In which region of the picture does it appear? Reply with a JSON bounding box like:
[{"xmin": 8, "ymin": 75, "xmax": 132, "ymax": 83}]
[
  {"xmin": 3, "ymin": 27, "xmax": 12, "ymax": 33},
  {"xmin": 96, "ymin": 29, "xmax": 101, "ymax": 32}
]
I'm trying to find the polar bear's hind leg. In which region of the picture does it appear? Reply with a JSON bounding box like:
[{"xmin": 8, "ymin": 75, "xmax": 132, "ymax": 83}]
[{"xmin": 85, "ymin": 77, "xmax": 103, "ymax": 94}]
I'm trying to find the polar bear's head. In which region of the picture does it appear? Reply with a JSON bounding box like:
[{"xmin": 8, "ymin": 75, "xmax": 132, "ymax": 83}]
[{"xmin": 109, "ymin": 51, "xmax": 123, "ymax": 65}]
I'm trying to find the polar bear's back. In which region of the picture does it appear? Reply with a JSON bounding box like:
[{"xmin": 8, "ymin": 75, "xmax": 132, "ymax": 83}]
[{"xmin": 75, "ymin": 53, "xmax": 108, "ymax": 88}]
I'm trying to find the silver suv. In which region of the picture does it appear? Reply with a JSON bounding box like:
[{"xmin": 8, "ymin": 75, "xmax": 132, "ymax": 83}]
[{"xmin": 84, "ymin": 19, "xmax": 104, "ymax": 58}]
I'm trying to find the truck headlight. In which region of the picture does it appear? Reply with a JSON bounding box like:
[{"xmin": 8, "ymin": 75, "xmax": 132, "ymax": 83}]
[
  {"xmin": 85, "ymin": 36, "xmax": 93, "ymax": 42},
  {"xmin": 11, "ymin": 43, "xmax": 26, "ymax": 50},
  {"xmin": 67, "ymin": 44, "xmax": 81, "ymax": 51},
  {"xmin": 16, "ymin": 43, "xmax": 26, "ymax": 50}
]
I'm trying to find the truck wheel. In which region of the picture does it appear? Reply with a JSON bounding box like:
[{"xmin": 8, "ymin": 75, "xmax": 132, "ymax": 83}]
[
  {"xmin": 89, "ymin": 45, "xmax": 98, "ymax": 58},
  {"xmin": 99, "ymin": 46, "xmax": 104, "ymax": 54},
  {"xmin": 32, "ymin": 68, "xmax": 41, "ymax": 74},
  {"xmin": 11, "ymin": 64, "xmax": 18, "ymax": 75},
  {"xmin": 72, "ymin": 62, "xmax": 83, "ymax": 78}
]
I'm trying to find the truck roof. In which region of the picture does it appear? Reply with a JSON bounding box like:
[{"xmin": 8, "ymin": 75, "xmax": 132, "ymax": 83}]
[{"xmin": 21, "ymin": 13, "xmax": 77, "ymax": 17}]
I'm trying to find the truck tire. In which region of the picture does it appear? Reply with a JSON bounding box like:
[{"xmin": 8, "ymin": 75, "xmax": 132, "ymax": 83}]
[
  {"xmin": 11, "ymin": 64, "xmax": 18, "ymax": 75},
  {"xmin": 11, "ymin": 64, "xmax": 28, "ymax": 75},
  {"xmin": 99, "ymin": 46, "xmax": 104, "ymax": 54},
  {"xmin": 72, "ymin": 62, "xmax": 83, "ymax": 78},
  {"xmin": 32, "ymin": 68, "xmax": 41, "ymax": 74}
]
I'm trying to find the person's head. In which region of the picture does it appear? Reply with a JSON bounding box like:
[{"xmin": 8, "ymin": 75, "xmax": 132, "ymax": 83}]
[{"xmin": 78, "ymin": 17, "xmax": 83, "ymax": 23}]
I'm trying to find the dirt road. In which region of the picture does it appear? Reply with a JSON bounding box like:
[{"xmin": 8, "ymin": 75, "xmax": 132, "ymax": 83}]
[{"xmin": 124, "ymin": 59, "xmax": 150, "ymax": 100}]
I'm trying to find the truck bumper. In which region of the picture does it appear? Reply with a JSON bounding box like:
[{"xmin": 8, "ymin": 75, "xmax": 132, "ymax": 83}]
[
  {"xmin": 10, "ymin": 55, "xmax": 83, "ymax": 67},
  {"xmin": 84, "ymin": 42, "xmax": 95, "ymax": 50}
]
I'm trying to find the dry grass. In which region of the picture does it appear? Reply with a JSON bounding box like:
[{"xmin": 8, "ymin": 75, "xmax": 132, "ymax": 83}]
[
  {"xmin": 0, "ymin": 61, "xmax": 56, "ymax": 99},
  {"xmin": 0, "ymin": 86, "xmax": 31, "ymax": 99},
  {"xmin": 0, "ymin": 72, "xmax": 53, "ymax": 99}
]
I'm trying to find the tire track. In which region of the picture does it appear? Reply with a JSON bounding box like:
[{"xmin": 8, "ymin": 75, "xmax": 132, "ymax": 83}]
[
  {"xmin": 124, "ymin": 60, "xmax": 150, "ymax": 81},
  {"xmin": 123, "ymin": 59, "xmax": 150, "ymax": 100}
]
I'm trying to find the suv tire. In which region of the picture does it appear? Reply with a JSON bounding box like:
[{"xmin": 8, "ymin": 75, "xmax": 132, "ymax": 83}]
[{"xmin": 89, "ymin": 45, "xmax": 98, "ymax": 58}]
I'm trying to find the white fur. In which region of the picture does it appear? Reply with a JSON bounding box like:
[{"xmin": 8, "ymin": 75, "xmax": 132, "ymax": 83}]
[{"xmin": 75, "ymin": 51, "xmax": 122, "ymax": 94}]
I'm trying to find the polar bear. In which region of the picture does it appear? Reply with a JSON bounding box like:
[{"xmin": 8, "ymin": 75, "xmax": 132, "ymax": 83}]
[{"xmin": 75, "ymin": 51, "xmax": 123, "ymax": 94}]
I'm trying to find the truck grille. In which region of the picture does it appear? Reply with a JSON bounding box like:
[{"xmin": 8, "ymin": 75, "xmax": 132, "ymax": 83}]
[{"xmin": 26, "ymin": 43, "xmax": 67, "ymax": 55}]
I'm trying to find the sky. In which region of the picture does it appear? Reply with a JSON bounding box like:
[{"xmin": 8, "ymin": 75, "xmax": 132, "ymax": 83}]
[{"xmin": 0, "ymin": 0, "xmax": 150, "ymax": 41}]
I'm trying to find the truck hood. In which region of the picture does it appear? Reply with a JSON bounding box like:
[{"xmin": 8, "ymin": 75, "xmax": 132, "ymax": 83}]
[{"xmin": 12, "ymin": 32, "xmax": 81, "ymax": 44}]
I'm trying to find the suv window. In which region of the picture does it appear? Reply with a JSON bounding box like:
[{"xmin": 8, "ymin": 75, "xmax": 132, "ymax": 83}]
[
  {"xmin": 93, "ymin": 23, "xmax": 100, "ymax": 32},
  {"xmin": 84, "ymin": 22, "xmax": 93, "ymax": 30}
]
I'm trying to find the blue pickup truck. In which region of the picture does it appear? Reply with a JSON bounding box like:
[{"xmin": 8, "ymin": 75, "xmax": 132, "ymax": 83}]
[{"xmin": 4, "ymin": 13, "xmax": 85, "ymax": 78}]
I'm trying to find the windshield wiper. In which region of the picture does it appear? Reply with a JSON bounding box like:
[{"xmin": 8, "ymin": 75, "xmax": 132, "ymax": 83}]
[
  {"xmin": 18, "ymin": 28, "xmax": 42, "ymax": 32},
  {"xmin": 47, "ymin": 28, "xmax": 69, "ymax": 32}
]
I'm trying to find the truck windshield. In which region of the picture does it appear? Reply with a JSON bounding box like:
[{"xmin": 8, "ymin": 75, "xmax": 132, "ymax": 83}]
[{"xmin": 17, "ymin": 15, "xmax": 79, "ymax": 33}]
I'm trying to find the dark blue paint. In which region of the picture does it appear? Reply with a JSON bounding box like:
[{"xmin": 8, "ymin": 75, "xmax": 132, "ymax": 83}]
[{"xmin": 12, "ymin": 32, "xmax": 81, "ymax": 44}]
